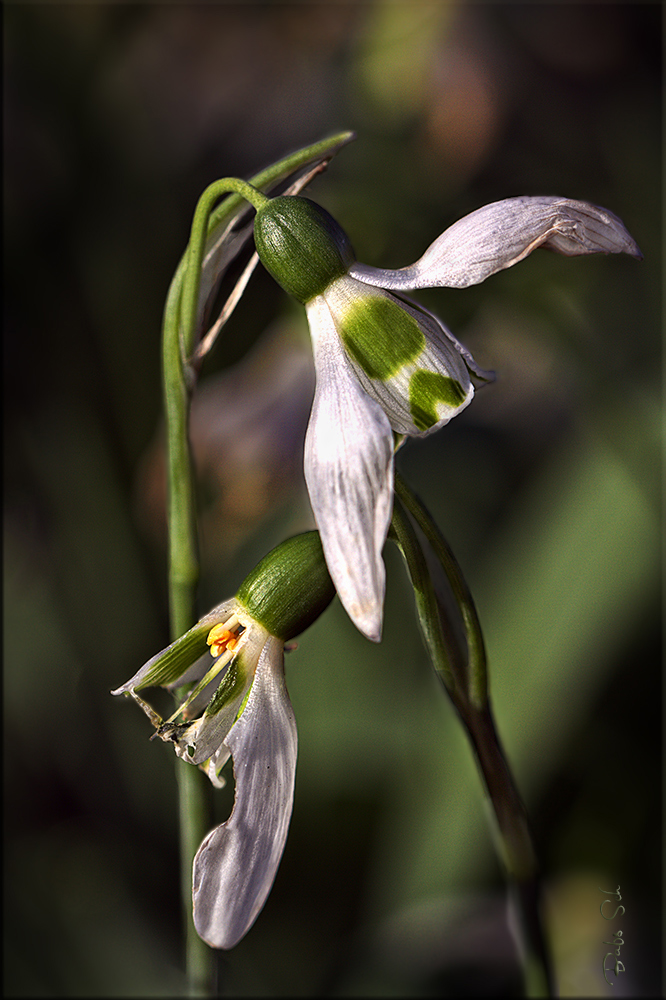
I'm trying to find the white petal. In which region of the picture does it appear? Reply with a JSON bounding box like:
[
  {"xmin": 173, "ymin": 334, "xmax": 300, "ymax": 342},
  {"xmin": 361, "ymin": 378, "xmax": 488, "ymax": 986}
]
[
  {"xmin": 192, "ymin": 637, "xmax": 296, "ymax": 949},
  {"xmin": 349, "ymin": 196, "xmax": 643, "ymax": 291},
  {"xmin": 323, "ymin": 279, "xmax": 478, "ymax": 438},
  {"xmin": 200, "ymin": 745, "xmax": 232, "ymax": 789},
  {"xmin": 304, "ymin": 295, "xmax": 394, "ymax": 642}
]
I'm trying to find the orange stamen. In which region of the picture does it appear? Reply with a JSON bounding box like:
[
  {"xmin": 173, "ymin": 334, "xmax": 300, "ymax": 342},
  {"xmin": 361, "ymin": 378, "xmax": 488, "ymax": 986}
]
[{"xmin": 206, "ymin": 621, "xmax": 244, "ymax": 658}]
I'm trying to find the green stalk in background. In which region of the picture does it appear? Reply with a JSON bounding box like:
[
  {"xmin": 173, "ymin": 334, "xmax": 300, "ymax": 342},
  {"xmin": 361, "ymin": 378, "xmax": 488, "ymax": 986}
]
[{"xmin": 392, "ymin": 472, "xmax": 554, "ymax": 998}]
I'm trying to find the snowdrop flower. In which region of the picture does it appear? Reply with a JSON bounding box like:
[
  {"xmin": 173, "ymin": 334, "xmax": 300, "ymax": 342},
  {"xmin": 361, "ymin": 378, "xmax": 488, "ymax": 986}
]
[
  {"xmin": 113, "ymin": 532, "xmax": 334, "ymax": 948},
  {"xmin": 253, "ymin": 194, "xmax": 641, "ymax": 642}
]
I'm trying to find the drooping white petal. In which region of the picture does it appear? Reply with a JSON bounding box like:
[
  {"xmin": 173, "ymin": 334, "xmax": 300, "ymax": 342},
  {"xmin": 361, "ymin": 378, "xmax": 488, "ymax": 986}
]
[
  {"xmin": 322, "ymin": 278, "xmax": 480, "ymax": 438},
  {"xmin": 304, "ymin": 295, "xmax": 394, "ymax": 642},
  {"xmin": 192, "ymin": 637, "xmax": 296, "ymax": 949},
  {"xmin": 349, "ymin": 196, "xmax": 643, "ymax": 291}
]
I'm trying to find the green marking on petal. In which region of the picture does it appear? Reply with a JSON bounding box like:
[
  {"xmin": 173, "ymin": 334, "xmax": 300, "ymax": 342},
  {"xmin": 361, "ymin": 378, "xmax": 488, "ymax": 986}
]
[
  {"xmin": 409, "ymin": 370, "xmax": 467, "ymax": 431},
  {"xmin": 135, "ymin": 625, "xmax": 212, "ymax": 690},
  {"xmin": 340, "ymin": 296, "xmax": 425, "ymax": 381},
  {"xmin": 204, "ymin": 658, "xmax": 246, "ymax": 717}
]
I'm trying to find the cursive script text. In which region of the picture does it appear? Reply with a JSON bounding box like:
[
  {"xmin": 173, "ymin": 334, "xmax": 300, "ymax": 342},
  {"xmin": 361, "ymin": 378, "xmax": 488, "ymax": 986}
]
[{"xmin": 599, "ymin": 886, "xmax": 626, "ymax": 986}]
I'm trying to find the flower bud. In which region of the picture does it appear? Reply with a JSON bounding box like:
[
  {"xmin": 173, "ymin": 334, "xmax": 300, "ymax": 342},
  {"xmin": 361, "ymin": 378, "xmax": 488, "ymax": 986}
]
[
  {"xmin": 236, "ymin": 531, "xmax": 335, "ymax": 641},
  {"xmin": 253, "ymin": 196, "xmax": 355, "ymax": 303}
]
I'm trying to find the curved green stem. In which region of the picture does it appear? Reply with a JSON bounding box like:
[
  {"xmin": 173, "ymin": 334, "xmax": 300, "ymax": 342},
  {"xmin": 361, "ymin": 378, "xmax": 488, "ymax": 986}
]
[
  {"xmin": 162, "ymin": 241, "xmax": 215, "ymax": 996},
  {"xmin": 160, "ymin": 131, "xmax": 355, "ymax": 994},
  {"xmin": 463, "ymin": 707, "xmax": 549, "ymax": 997},
  {"xmin": 389, "ymin": 495, "xmax": 459, "ymax": 699},
  {"xmin": 162, "ymin": 174, "xmax": 262, "ymax": 1000},
  {"xmin": 162, "ymin": 270, "xmax": 199, "ymax": 633},
  {"xmin": 181, "ymin": 178, "xmax": 268, "ymax": 363}
]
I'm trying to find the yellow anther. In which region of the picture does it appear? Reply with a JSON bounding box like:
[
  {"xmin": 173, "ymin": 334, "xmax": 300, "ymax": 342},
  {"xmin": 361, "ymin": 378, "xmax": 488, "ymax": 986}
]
[
  {"xmin": 208, "ymin": 628, "xmax": 232, "ymax": 658},
  {"xmin": 206, "ymin": 617, "xmax": 244, "ymax": 658},
  {"xmin": 207, "ymin": 623, "xmax": 231, "ymax": 644}
]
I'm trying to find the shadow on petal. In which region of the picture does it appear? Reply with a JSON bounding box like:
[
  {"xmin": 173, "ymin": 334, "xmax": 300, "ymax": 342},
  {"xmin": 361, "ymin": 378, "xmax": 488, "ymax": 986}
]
[{"xmin": 304, "ymin": 296, "xmax": 394, "ymax": 642}]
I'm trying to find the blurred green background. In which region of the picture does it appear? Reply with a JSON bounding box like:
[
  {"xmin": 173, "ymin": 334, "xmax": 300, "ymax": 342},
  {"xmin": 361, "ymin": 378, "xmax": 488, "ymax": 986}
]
[{"xmin": 4, "ymin": 2, "xmax": 661, "ymax": 996}]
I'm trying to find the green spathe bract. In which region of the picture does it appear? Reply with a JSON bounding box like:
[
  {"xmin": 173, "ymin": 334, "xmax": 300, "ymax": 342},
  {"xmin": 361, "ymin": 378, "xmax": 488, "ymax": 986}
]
[
  {"xmin": 254, "ymin": 196, "xmax": 355, "ymax": 303},
  {"xmin": 237, "ymin": 531, "xmax": 336, "ymax": 641}
]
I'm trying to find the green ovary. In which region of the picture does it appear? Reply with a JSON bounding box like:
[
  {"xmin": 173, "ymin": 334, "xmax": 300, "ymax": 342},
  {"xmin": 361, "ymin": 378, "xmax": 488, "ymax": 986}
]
[
  {"xmin": 340, "ymin": 297, "xmax": 425, "ymax": 381},
  {"xmin": 409, "ymin": 370, "xmax": 467, "ymax": 431}
]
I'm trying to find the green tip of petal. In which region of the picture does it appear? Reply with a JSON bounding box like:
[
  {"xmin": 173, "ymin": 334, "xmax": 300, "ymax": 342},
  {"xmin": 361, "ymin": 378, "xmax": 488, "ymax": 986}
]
[
  {"xmin": 114, "ymin": 623, "xmax": 214, "ymax": 693},
  {"xmin": 409, "ymin": 370, "xmax": 468, "ymax": 431},
  {"xmin": 204, "ymin": 657, "xmax": 247, "ymax": 717}
]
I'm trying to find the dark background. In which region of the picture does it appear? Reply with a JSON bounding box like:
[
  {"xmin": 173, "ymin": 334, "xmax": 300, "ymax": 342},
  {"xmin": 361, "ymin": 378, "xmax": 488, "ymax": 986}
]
[{"xmin": 4, "ymin": 3, "xmax": 661, "ymax": 996}]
